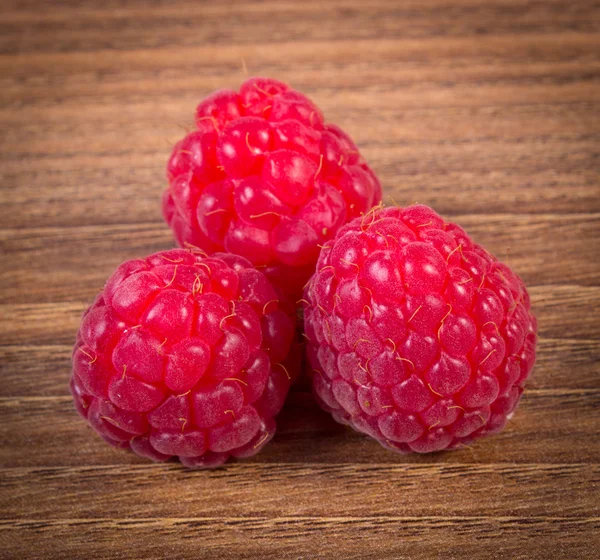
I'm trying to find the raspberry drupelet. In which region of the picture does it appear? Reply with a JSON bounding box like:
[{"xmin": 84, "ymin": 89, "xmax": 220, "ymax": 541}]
[
  {"xmin": 162, "ymin": 77, "xmax": 382, "ymax": 301},
  {"xmin": 70, "ymin": 249, "xmax": 299, "ymax": 468},
  {"xmin": 303, "ymin": 204, "xmax": 537, "ymax": 453}
]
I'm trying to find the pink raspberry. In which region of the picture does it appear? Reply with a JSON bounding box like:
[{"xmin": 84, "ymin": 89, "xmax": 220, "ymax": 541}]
[
  {"xmin": 70, "ymin": 249, "xmax": 299, "ymax": 468},
  {"xmin": 162, "ymin": 77, "xmax": 381, "ymax": 301},
  {"xmin": 303, "ymin": 204, "xmax": 537, "ymax": 453}
]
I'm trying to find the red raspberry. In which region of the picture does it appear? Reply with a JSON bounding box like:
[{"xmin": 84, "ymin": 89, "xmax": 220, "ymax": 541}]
[
  {"xmin": 303, "ymin": 205, "xmax": 537, "ymax": 453},
  {"xmin": 70, "ymin": 249, "xmax": 298, "ymax": 468},
  {"xmin": 162, "ymin": 77, "xmax": 381, "ymax": 301}
]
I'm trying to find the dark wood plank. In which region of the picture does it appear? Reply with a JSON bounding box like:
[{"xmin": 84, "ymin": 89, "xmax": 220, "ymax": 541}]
[
  {"xmin": 3, "ymin": 336, "xmax": 596, "ymax": 397},
  {"xmin": 0, "ymin": 285, "xmax": 596, "ymax": 345},
  {"xmin": 2, "ymin": 91, "xmax": 597, "ymax": 131},
  {"xmin": 1, "ymin": 0, "xmax": 597, "ymax": 55},
  {"xmin": 1, "ymin": 89, "xmax": 595, "ymax": 135},
  {"xmin": 1, "ymin": 28, "xmax": 599, "ymax": 83},
  {"xmin": 2, "ymin": 147, "xmax": 598, "ymax": 230},
  {"xmin": 0, "ymin": 390, "xmax": 598, "ymax": 467},
  {"xmin": 533, "ymin": 338, "xmax": 600, "ymax": 389},
  {"xmin": 2, "ymin": 215, "xmax": 599, "ymax": 305},
  {"xmin": 1, "ymin": 462, "xmax": 598, "ymax": 519},
  {"xmin": 529, "ymin": 285, "xmax": 600, "ymax": 340},
  {"xmin": 1, "ymin": 516, "xmax": 598, "ymax": 560},
  {"xmin": 1, "ymin": 151, "xmax": 598, "ymax": 230},
  {"xmin": 0, "ymin": 303, "xmax": 84, "ymax": 346},
  {"xmin": 0, "ymin": 346, "xmax": 74, "ymax": 396}
]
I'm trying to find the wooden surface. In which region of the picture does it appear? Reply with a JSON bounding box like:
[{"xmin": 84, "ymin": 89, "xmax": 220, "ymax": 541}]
[{"xmin": 1, "ymin": 0, "xmax": 599, "ymax": 558}]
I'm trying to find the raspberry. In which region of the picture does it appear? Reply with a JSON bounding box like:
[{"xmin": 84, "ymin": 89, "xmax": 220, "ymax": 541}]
[
  {"xmin": 162, "ymin": 77, "xmax": 381, "ymax": 300},
  {"xmin": 70, "ymin": 249, "xmax": 299, "ymax": 468},
  {"xmin": 303, "ymin": 204, "xmax": 537, "ymax": 453}
]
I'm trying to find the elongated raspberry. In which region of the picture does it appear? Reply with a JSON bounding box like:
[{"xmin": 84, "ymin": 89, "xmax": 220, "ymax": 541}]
[
  {"xmin": 303, "ymin": 204, "xmax": 537, "ymax": 453},
  {"xmin": 162, "ymin": 77, "xmax": 381, "ymax": 300},
  {"xmin": 70, "ymin": 249, "xmax": 298, "ymax": 468}
]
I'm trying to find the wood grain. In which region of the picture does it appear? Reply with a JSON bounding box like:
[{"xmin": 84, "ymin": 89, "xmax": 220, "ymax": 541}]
[
  {"xmin": 1, "ymin": 0, "xmax": 599, "ymax": 558},
  {"xmin": 1, "ymin": 462, "xmax": 598, "ymax": 518},
  {"xmin": 1, "ymin": 285, "xmax": 597, "ymax": 345},
  {"xmin": 1, "ymin": 516, "xmax": 598, "ymax": 560},
  {"xmin": 3, "ymin": 336, "xmax": 597, "ymax": 397},
  {"xmin": 1, "ymin": 390, "xmax": 599, "ymax": 467},
  {"xmin": 2, "ymin": 215, "xmax": 599, "ymax": 304}
]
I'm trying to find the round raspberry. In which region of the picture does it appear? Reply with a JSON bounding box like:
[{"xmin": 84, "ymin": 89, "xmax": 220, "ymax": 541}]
[
  {"xmin": 162, "ymin": 77, "xmax": 381, "ymax": 301},
  {"xmin": 303, "ymin": 204, "xmax": 537, "ymax": 453},
  {"xmin": 70, "ymin": 249, "xmax": 298, "ymax": 468}
]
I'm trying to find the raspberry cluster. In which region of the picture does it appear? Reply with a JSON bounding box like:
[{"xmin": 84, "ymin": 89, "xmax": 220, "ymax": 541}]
[
  {"xmin": 162, "ymin": 77, "xmax": 381, "ymax": 300},
  {"xmin": 71, "ymin": 249, "xmax": 298, "ymax": 468},
  {"xmin": 303, "ymin": 205, "xmax": 537, "ymax": 453},
  {"xmin": 72, "ymin": 77, "xmax": 537, "ymax": 467}
]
